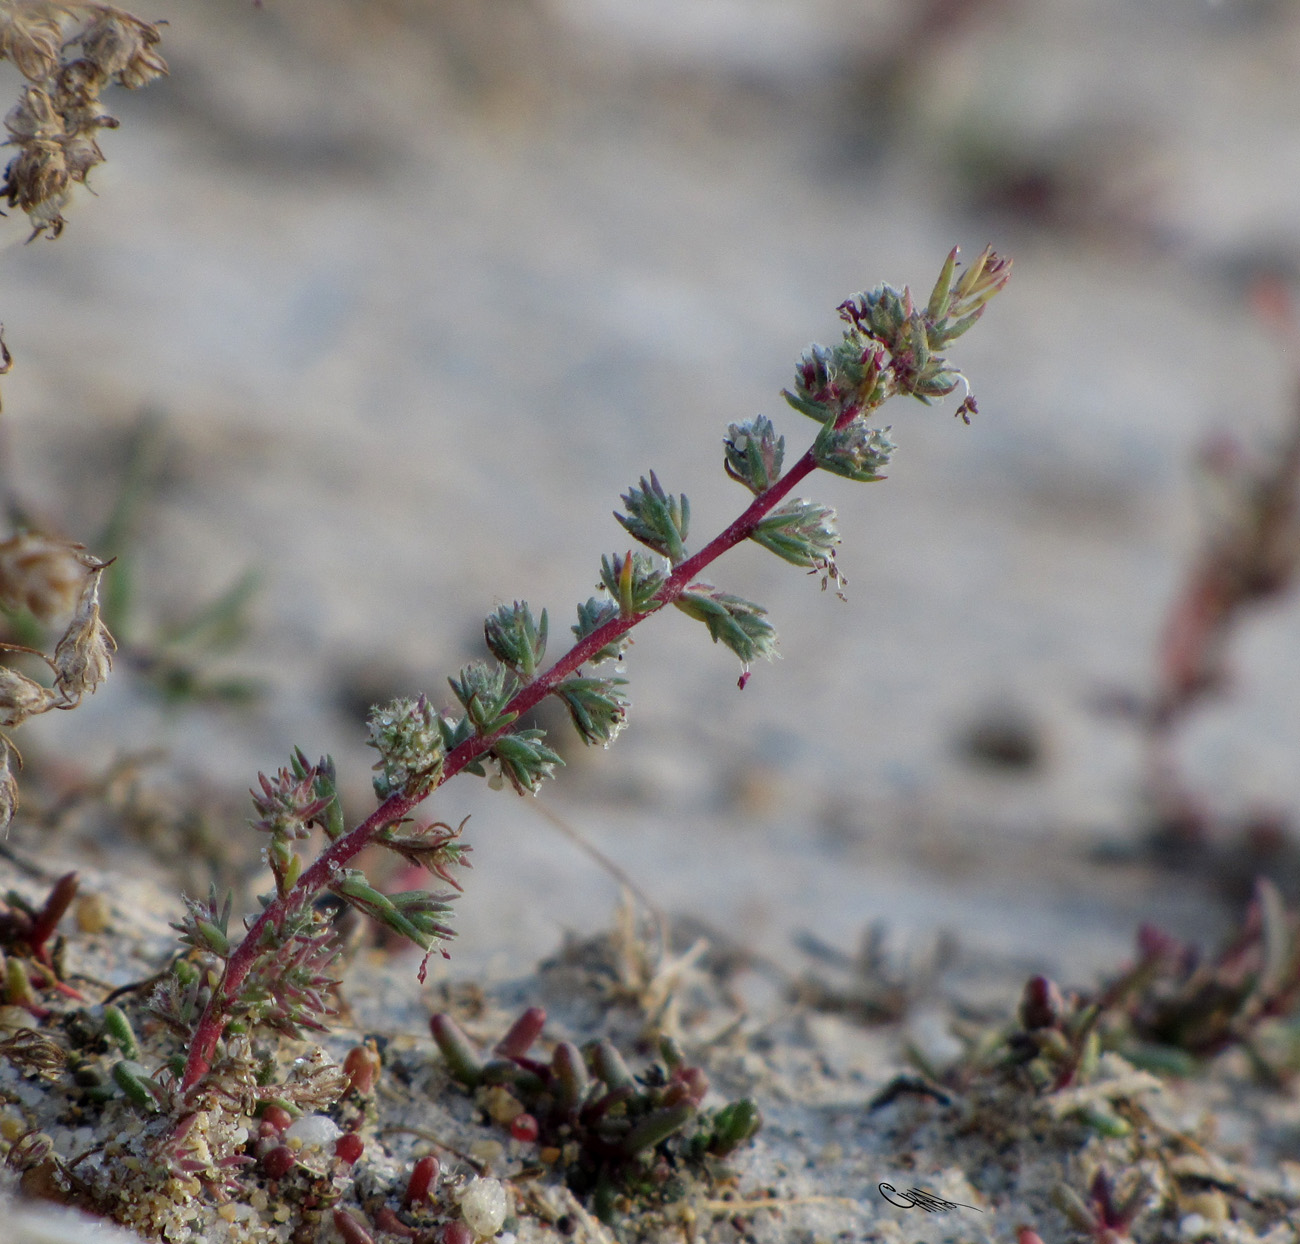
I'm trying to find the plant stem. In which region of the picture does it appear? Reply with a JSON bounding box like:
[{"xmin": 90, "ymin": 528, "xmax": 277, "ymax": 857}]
[{"xmin": 181, "ymin": 445, "xmax": 820, "ymax": 1092}]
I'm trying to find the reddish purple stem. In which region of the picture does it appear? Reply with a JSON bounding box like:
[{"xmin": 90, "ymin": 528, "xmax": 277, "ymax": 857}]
[{"xmin": 180, "ymin": 446, "xmax": 820, "ymax": 1091}]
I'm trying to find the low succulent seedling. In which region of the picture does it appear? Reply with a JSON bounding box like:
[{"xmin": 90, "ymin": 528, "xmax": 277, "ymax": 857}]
[{"xmin": 431, "ymin": 1006, "xmax": 761, "ymax": 1221}]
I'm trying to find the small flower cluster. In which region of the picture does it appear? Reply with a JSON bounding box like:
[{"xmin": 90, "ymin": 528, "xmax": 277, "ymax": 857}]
[
  {"xmin": 367, "ymin": 695, "xmax": 445, "ymax": 799},
  {"xmin": 0, "ymin": 533, "xmax": 116, "ymax": 829},
  {"xmin": 0, "ymin": 0, "xmax": 166, "ymax": 239},
  {"xmin": 786, "ymin": 245, "xmax": 1010, "ymax": 431}
]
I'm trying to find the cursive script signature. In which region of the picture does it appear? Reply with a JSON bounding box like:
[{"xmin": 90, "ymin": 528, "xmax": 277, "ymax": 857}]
[{"xmin": 878, "ymin": 1183, "xmax": 983, "ymax": 1213}]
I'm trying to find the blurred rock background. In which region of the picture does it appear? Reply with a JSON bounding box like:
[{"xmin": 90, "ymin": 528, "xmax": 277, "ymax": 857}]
[{"xmin": 3, "ymin": 0, "xmax": 1300, "ymax": 984}]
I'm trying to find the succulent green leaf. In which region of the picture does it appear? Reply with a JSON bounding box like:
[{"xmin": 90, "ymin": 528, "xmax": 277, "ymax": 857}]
[
  {"xmin": 113, "ymin": 1059, "xmax": 167, "ymax": 1113},
  {"xmin": 723, "ymin": 415, "xmax": 785, "ymax": 494},
  {"xmin": 330, "ymin": 870, "xmax": 455, "ymax": 950},
  {"xmin": 484, "ymin": 601, "xmax": 548, "ymax": 680},
  {"xmin": 590, "ymin": 1038, "xmax": 637, "ymax": 1093},
  {"xmin": 930, "ymin": 309, "xmax": 982, "ymax": 349},
  {"xmin": 436, "ymin": 714, "xmax": 489, "ymax": 776},
  {"xmin": 750, "ymin": 498, "xmax": 839, "ymax": 568},
  {"xmin": 388, "ymin": 889, "xmax": 458, "ymax": 947},
  {"xmin": 552, "ymin": 1041, "xmax": 590, "ymax": 1112},
  {"xmin": 614, "ymin": 472, "xmax": 690, "ymax": 565},
  {"xmin": 673, "ymin": 588, "xmax": 777, "ymax": 666},
  {"xmin": 314, "ymin": 754, "xmax": 345, "ymax": 839},
  {"xmin": 620, "ymin": 1103, "xmax": 695, "ymax": 1156},
  {"xmin": 572, "ymin": 597, "xmax": 628, "ymax": 664},
  {"xmin": 103, "ymin": 1004, "xmax": 140, "ymax": 1059},
  {"xmin": 491, "ymin": 729, "xmax": 563, "ymax": 794},
  {"xmin": 706, "ymin": 1098, "xmax": 762, "ymax": 1156},
  {"xmin": 430, "ymin": 1013, "xmax": 484, "ymax": 1088},
  {"xmin": 781, "ymin": 387, "xmax": 831, "ymax": 421},
  {"xmin": 926, "ymin": 246, "xmax": 959, "ymax": 322},
  {"xmin": 553, "ymin": 676, "xmax": 629, "ymax": 746},
  {"xmin": 599, "ymin": 552, "xmax": 666, "ymax": 619}
]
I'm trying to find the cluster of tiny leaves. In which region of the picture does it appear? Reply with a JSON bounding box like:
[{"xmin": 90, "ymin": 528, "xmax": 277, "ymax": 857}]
[
  {"xmin": 485, "ymin": 600, "xmax": 548, "ymax": 679},
  {"xmin": 813, "ymin": 421, "xmax": 897, "ymax": 483},
  {"xmin": 616, "ymin": 472, "xmax": 690, "ymax": 565},
  {"xmin": 750, "ymin": 498, "xmax": 839, "ymax": 568},
  {"xmin": 723, "ymin": 415, "xmax": 785, "ymax": 495},
  {"xmin": 787, "ymin": 245, "xmax": 1008, "ymax": 426},
  {"xmin": 600, "ymin": 551, "xmax": 666, "ymax": 618},
  {"xmin": 572, "ymin": 596, "xmax": 627, "ymax": 663},
  {"xmin": 161, "ymin": 886, "xmax": 340, "ymax": 1041},
  {"xmin": 673, "ymin": 589, "xmax": 776, "ymax": 666},
  {"xmin": 160, "ymin": 747, "xmax": 469, "ymax": 1055}
]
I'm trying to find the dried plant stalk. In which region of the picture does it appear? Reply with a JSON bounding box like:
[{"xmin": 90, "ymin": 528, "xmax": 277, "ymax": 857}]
[{"xmin": 0, "ymin": 0, "xmax": 166, "ymax": 239}]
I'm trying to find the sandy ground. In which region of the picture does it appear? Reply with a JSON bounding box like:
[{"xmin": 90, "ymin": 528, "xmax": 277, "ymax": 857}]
[{"xmin": 4, "ymin": 1, "xmax": 1300, "ymax": 1239}]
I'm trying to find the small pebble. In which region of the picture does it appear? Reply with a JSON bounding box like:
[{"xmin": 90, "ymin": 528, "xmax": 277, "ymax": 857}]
[
  {"xmin": 284, "ymin": 1113, "xmax": 341, "ymax": 1148},
  {"xmin": 74, "ymin": 892, "xmax": 110, "ymax": 934},
  {"xmin": 482, "ymin": 1084, "xmax": 524, "ymax": 1125},
  {"xmin": 0, "ymin": 1006, "xmax": 36, "ymax": 1034},
  {"xmin": 468, "ymin": 1138, "xmax": 504, "ymax": 1165},
  {"xmin": 1181, "ymin": 1188, "xmax": 1229, "ymax": 1223},
  {"xmin": 460, "ymin": 1176, "xmax": 508, "ymax": 1237}
]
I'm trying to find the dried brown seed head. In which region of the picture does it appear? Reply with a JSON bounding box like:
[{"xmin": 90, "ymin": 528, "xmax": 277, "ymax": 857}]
[
  {"xmin": 78, "ymin": 11, "xmax": 166, "ymax": 89},
  {"xmin": 51, "ymin": 568, "xmax": 116, "ymax": 700},
  {"xmin": 0, "ymin": 532, "xmax": 97, "ymax": 622},
  {"xmin": 0, "ymin": 665, "xmax": 55, "ymax": 728},
  {"xmin": 0, "ymin": 738, "xmax": 18, "ymax": 833},
  {"xmin": 0, "ymin": 2, "xmax": 166, "ymax": 236},
  {"xmin": 0, "ymin": 8, "xmax": 61, "ymax": 82}
]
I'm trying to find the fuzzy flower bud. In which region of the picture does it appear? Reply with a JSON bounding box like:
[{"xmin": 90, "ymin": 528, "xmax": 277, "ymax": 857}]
[{"xmin": 366, "ymin": 695, "xmax": 445, "ymax": 798}]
